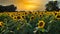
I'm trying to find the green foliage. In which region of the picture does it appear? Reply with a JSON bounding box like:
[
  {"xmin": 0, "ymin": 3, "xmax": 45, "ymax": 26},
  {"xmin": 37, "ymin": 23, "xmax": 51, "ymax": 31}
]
[{"xmin": 0, "ymin": 13, "xmax": 60, "ymax": 34}]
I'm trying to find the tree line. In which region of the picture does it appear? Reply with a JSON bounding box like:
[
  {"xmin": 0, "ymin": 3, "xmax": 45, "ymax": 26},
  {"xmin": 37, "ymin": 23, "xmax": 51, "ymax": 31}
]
[
  {"xmin": 0, "ymin": 5, "xmax": 17, "ymax": 12},
  {"xmin": 45, "ymin": 1, "xmax": 60, "ymax": 11}
]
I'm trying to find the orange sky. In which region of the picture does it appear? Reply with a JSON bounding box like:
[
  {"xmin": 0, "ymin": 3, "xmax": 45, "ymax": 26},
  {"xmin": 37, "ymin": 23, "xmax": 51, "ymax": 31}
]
[
  {"xmin": 14, "ymin": 0, "xmax": 48, "ymax": 11},
  {"xmin": 0, "ymin": 0, "xmax": 49, "ymax": 11}
]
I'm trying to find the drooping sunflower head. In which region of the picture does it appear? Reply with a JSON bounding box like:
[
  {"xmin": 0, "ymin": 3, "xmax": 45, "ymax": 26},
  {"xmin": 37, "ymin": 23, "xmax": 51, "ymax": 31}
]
[{"xmin": 38, "ymin": 20, "xmax": 45, "ymax": 28}]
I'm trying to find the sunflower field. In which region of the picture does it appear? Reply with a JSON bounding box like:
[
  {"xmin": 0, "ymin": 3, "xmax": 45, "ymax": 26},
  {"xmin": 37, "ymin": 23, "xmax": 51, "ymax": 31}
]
[{"xmin": 0, "ymin": 11, "xmax": 60, "ymax": 34}]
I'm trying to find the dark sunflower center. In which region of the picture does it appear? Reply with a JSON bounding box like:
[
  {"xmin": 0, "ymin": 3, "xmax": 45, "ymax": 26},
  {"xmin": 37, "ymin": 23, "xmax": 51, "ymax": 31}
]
[
  {"xmin": 22, "ymin": 16, "xmax": 24, "ymax": 18},
  {"xmin": 25, "ymin": 12, "xmax": 27, "ymax": 14},
  {"xmin": 18, "ymin": 14, "xmax": 20, "ymax": 15},
  {"xmin": 39, "ymin": 22, "xmax": 43, "ymax": 26},
  {"xmin": 55, "ymin": 13, "xmax": 57, "ymax": 15},
  {"xmin": 29, "ymin": 12, "xmax": 32, "ymax": 14},
  {"xmin": 11, "ymin": 15, "xmax": 13, "ymax": 17},
  {"xmin": 0, "ymin": 26, "xmax": 1, "ymax": 27},
  {"xmin": 35, "ymin": 13, "xmax": 37, "ymax": 14},
  {"xmin": 17, "ymin": 16, "xmax": 21, "ymax": 19},
  {"xmin": 31, "ymin": 17, "xmax": 34, "ymax": 19},
  {"xmin": 57, "ymin": 15, "xmax": 60, "ymax": 18},
  {"xmin": 40, "ymin": 15, "xmax": 42, "ymax": 17},
  {"xmin": 14, "ymin": 17, "xmax": 16, "ymax": 19}
]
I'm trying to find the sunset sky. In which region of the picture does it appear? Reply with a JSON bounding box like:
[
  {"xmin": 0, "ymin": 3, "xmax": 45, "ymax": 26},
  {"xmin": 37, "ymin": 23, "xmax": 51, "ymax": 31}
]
[{"xmin": 0, "ymin": 0, "xmax": 60, "ymax": 11}]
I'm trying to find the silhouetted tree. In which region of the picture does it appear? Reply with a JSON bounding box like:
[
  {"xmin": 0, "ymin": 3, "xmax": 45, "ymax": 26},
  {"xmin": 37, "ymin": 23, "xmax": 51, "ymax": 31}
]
[
  {"xmin": 0, "ymin": 5, "xmax": 17, "ymax": 12},
  {"xmin": 45, "ymin": 1, "xmax": 59, "ymax": 11}
]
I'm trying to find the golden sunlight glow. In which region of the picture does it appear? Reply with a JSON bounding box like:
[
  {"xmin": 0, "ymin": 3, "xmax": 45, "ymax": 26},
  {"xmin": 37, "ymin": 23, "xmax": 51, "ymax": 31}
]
[
  {"xmin": 24, "ymin": 4, "xmax": 38, "ymax": 10},
  {"xmin": 14, "ymin": 0, "xmax": 40, "ymax": 11},
  {"xmin": 14, "ymin": 0, "xmax": 48, "ymax": 11}
]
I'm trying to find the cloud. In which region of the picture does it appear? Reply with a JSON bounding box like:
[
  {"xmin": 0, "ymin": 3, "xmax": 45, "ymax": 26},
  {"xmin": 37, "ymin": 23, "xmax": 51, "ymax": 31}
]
[{"xmin": 0, "ymin": 0, "xmax": 14, "ymax": 5}]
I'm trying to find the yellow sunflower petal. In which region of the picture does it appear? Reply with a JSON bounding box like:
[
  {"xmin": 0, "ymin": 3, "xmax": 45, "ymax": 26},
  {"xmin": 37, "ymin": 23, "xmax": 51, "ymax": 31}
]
[
  {"xmin": 0, "ymin": 21, "xmax": 3, "ymax": 27},
  {"xmin": 38, "ymin": 20, "xmax": 45, "ymax": 28}
]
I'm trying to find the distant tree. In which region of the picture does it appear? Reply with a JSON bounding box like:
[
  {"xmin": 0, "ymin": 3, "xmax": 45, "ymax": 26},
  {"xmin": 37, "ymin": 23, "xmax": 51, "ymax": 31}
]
[
  {"xmin": 0, "ymin": 5, "xmax": 17, "ymax": 12},
  {"xmin": 45, "ymin": 1, "xmax": 59, "ymax": 11}
]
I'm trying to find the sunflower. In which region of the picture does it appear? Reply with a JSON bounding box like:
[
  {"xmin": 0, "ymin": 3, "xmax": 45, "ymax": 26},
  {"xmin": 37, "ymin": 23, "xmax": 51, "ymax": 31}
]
[
  {"xmin": 9, "ymin": 14, "xmax": 15, "ymax": 19},
  {"xmin": 38, "ymin": 20, "xmax": 45, "ymax": 28},
  {"xmin": 17, "ymin": 12, "xmax": 24, "ymax": 16},
  {"xmin": 54, "ymin": 12, "xmax": 59, "ymax": 16},
  {"xmin": 54, "ymin": 12, "xmax": 57, "ymax": 15},
  {"xmin": 17, "ymin": 15, "xmax": 25, "ymax": 20},
  {"xmin": 38, "ymin": 12, "xmax": 42, "ymax": 15},
  {"xmin": 13, "ymin": 16, "xmax": 22, "ymax": 20},
  {"xmin": 29, "ymin": 11, "xmax": 33, "ymax": 14},
  {"xmin": 0, "ymin": 21, "xmax": 3, "ymax": 27},
  {"xmin": 38, "ymin": 12, "xmax": 45, "ymax": 18},
  {"xmin": 32, "ymin": 11, "xmax": 38, "ymax": 15},
  {"xmin": 52, "ymin": 12, "xmax": 55, "ymax": 15},
  {"xmin": 38, "ymin": 12, "xmax": 45, "ymax": 16},
  {"xmin": 55, "ymin": 14, "xmax": 60, "ymax": 20},
  {"xmin": 24, "ymin": 12, "xmax": 29, "ymax": 16},
  {"xmin": 13, "ymin": 16, "xmax": 17, "ymax": 20},
  {"xmin": 22, "ymin": 12, "xmax": 25, "ymax": 16},
  {"xmin": 30, "ymin": 16, "xmax": 35, "ymax": 21},
  {"xmin": 45, "ymin": 12, "xmax": 52, "ymax": 15},
  {"xmin": 17, "ymin": 16, "xmax": 21, "ymax": 19},
  {"xmin": 6, "ymin": 13, "xmax": 14, "ymax": 18},
  {"xmin": 38, "ymin": 14, "xmax": 43, "ymax": 18}
]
